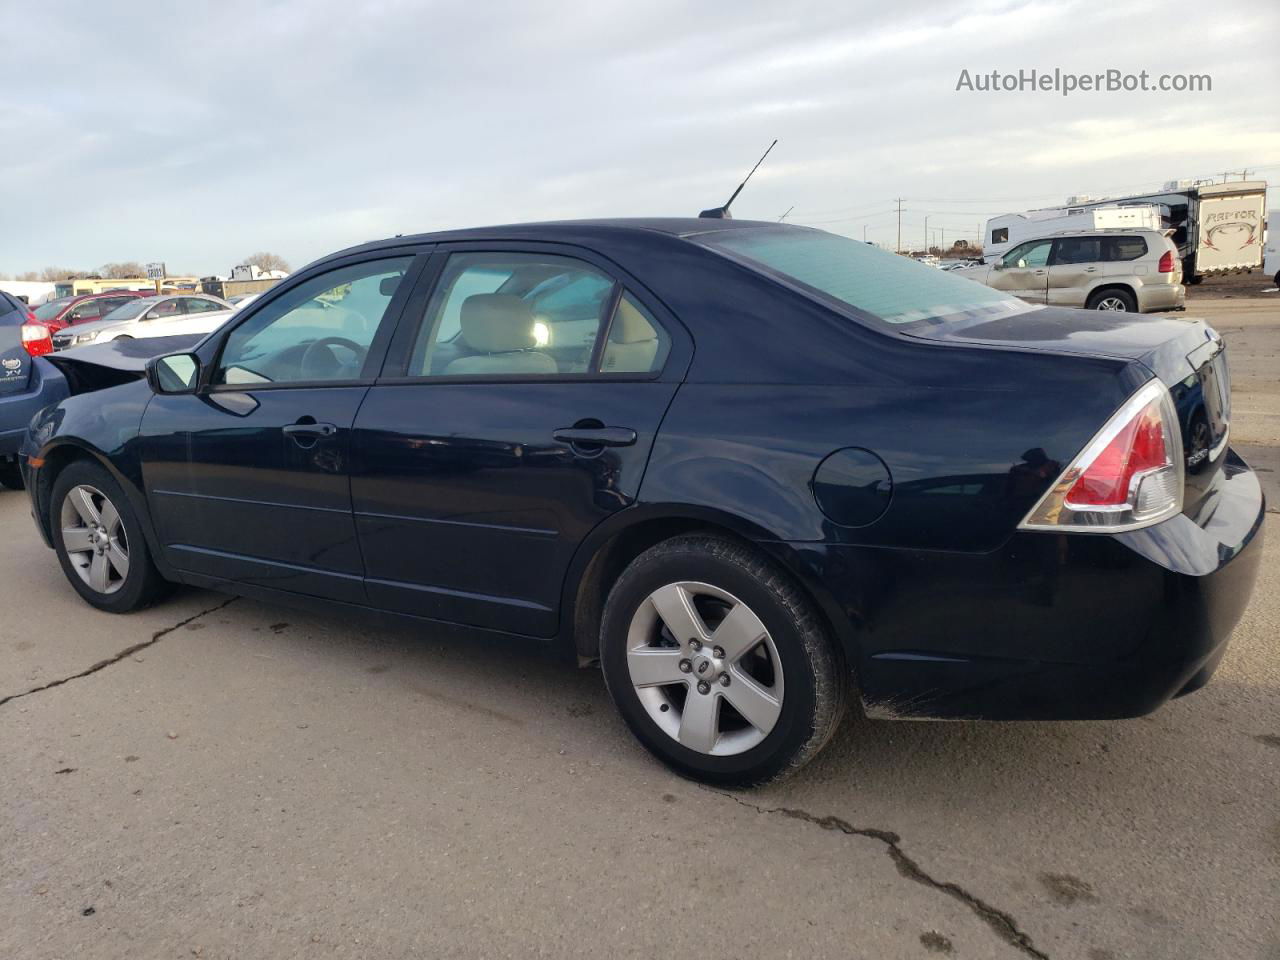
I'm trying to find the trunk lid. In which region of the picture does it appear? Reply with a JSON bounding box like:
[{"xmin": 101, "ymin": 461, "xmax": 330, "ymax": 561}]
[{"xmin": 905, "ymin": 305, "xmax": 1232, "ymax": 516}]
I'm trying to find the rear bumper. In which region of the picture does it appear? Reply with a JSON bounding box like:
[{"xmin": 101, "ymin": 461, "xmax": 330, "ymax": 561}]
[
  {"xmin": 787, "ymin": 450, "xmax": 1265, "ymax": 721},
  {"xmin": 1137, "ymin": 281, "xmax": 1185, "ymax": 313}
]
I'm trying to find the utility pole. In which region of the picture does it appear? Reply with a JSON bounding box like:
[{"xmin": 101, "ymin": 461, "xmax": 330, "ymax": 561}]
[
  {"xmin": 924, "ymin": 215, "xmax": 930, "ymax": 255},
  {"xmin": 862, "ymin": 224, "xmax": 868, "ymax": 242},
  {"xmin": 894, "ymin": 198, "xmax": 905, "ymax": 253}
]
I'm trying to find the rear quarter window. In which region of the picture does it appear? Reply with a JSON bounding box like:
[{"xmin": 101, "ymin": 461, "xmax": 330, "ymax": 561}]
[{"xmin": 1106, "ymin": 236, "xmax": 1148, "ymax": 261}]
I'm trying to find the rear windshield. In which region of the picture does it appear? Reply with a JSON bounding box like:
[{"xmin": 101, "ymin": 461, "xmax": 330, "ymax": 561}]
[
  {"xmin": 33, "ymin": 299, "xmax": 71, "ymax": 322},
  {"xmin": 699, "ymin": 226, "xmax": 1030, "ymax": 327}
]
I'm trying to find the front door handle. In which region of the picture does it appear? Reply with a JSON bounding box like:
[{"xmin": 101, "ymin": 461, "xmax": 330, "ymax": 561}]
[
  {"xmin": 283, "ymin": 421, "xmax": 338, "ymax": 439},
  {"xmin": 552, "ymin": 426, "xmax": 637, "ymax": 447}
]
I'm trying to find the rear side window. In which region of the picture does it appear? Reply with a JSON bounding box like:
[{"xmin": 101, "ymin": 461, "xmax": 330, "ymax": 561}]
[
  {"xmin": 991, "ymin": 227, "xmax": 1009, "ymax": 244},
  {"xmin": 1052, "ymin": 237, "xmax": 1103, "ymax": 264},
  {"xmin": 1106, "ymin": 236, "xmax": 1147, "ymax": 261},
  {"xmin": 700, "ymin": 227, "xmax": 1026, "ymax": 327},
  {"xmin": 407, "ymin": 252, "xmax": 618, "ymax": 377},
  {"xmin": 183, "ymin": 297, "xmax": 224, "ymax": 313}
]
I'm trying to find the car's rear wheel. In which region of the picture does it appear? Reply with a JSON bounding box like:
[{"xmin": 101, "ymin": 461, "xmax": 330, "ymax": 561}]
[
  {"xmin": 600, "ymin": 535, "xmax": 846, "ymax": 786},
  {"xmin": 1087, "ymin": 288, "xmax": 1138, "ymax": 312},
  {"xmin": 50, "ymin": 461, "xmax": 169, "ymax": 612}
]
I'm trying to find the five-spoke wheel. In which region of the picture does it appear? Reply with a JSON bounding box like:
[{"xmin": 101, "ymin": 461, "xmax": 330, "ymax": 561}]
[
  {"xmin": 626, "ymin": 581, "xmax": 784, "ymax": 756},
  {"xmin": 50, "ymin": 460, "xmax": 168, "ymax": 612},
  {"xmin": 602, "ymin": 534, "xmax": 845, "ymax": 786},
  {"xmin": 60, "ymin": 484, "xmax": 130, "ymax": 594}
]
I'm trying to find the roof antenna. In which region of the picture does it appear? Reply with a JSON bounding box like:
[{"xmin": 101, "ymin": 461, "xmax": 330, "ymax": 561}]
[{"xmin": 699, "ymin": 139, "xmax": 777, "ymax": 219}]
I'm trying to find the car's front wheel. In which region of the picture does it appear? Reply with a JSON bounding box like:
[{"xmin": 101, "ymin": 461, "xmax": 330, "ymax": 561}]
[
  {"xmin": 50, "ymin": 460, "xmax": 169, "ymax": 612},
  {"xmin": 600, "ymin": 535, "xmax": 846, "ymax": 786}
]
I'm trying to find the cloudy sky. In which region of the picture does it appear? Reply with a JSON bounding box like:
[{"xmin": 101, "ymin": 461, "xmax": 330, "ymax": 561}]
[{"xmin": 1, "ymin": 0, "xmax": 1277, "ymax": 275}]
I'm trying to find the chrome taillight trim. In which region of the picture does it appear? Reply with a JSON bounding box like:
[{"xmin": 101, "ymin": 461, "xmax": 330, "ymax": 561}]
[{"xmin": 1017, "ymin": 378, "xmax": 1185, "ymax": 534}]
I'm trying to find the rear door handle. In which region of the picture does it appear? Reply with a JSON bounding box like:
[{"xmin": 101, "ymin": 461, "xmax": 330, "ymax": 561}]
[
  {"xmin": 553, "ymin": 426, "xmax": 637, "ymax": 447},
  {"xmin": 283, "ymin": 422, "xmax": 338, "ymax": 438}
]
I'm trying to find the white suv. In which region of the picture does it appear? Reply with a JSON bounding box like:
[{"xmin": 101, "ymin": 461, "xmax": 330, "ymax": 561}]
[{"xmin": 956, "ymin": 228, "xmax": 1184, "ymax": 312}]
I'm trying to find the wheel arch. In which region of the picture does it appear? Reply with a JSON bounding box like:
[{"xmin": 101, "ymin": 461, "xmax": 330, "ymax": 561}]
[
  {"xmin": 1086, "ymin": 282, "xmax": 1138, "ymax": 308},
  {"xmin": 559, "ymin": 504, "xmax": 858, "ymax": 670},
  {"xmin": 35, "ymin": 439, "xmax": 175, "ymax": 579}
]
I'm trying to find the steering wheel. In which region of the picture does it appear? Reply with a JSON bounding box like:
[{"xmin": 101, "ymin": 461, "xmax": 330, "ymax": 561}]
[{"xmin": 299, "ymin": 336, "xmax": 368, "ymax": 380}]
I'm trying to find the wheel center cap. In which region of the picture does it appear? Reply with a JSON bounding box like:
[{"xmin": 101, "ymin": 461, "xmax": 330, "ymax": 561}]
[{"xmin": 692, "ymin": 654, "xmax": 718, "ymax": 678}]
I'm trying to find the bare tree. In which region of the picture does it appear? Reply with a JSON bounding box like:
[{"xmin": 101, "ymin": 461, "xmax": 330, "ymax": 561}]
[
  {"xmin": 243, "ymin": 251, "xmax": 290, "ymax": 273},
  {"xmin": 100, "ymin": 261, "xmax": 147, "ymax": 279},
  {"xmin": 40, "ymin": 267, "xmax": 90, "ymax": 282},
  {"xmin": 16, "ymin": 271, "xmax": 40, "ymax": 282}
]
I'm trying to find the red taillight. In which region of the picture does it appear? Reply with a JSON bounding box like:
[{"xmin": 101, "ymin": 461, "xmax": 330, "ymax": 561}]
[
  {"xmin": 21, "ymin": 322, "xmax": 53, "ymax": 357},
  {"xmin": 1019, "ymin": 380, "xmax": 1184, "ymax": 532},
  {"xmin": 1065, "ymin": 404, "xmax": 1167, "ymax": 507},
  {"xmin": 1158, "ymin": 250, "xmax": 1174, "ymax": 273}
]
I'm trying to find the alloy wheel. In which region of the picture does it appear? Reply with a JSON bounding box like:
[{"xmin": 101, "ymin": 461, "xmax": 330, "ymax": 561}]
[
  {"xmin": 625, "ymin": 581, "xmax": 784, "ymax": 756},
  {"xmin": 60, "ymin": 484, "xmax": 129, "ymax": 594},
  {"xmin": 1095, "ymin": 296, "xmax": 1127, "ymax": 311}
]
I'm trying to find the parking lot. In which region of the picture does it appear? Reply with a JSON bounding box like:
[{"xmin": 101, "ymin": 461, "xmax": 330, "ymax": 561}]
[{"xmin": 1, "ymin": 292, "xmax": 1276, "ymax": 960}]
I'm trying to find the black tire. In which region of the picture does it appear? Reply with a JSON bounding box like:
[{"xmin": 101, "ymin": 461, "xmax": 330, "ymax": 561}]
[
  {"xmin": 600, "ymin": 534, "xmax": 846, "ymax": 787},
  {"xmin": 0, "ymin": 462, "xmax": 24, "ymax": 490},
  {"xmin": 50, "ymin": 460, "xmax": 170, "ymax": 613},
  {"xmin": 1273, "ymin": 270, "xmax": 1280, "ymax": 290},
  {"xmin": 1086, "ymin": 287, "xmax": 1138, "ymax": 312}
]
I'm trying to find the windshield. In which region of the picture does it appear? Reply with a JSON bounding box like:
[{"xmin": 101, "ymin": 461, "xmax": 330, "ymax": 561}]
[
  {"xmin": 33, "ymin": 299, "xmax": 72, "ymax": 322},
  {"xmin": 699, "ymin": 226, "xmax": 1030, "ymax": 326},
  {"xmin": 101, "ymin": 298, "xmax": 159, "ymax": 322}
]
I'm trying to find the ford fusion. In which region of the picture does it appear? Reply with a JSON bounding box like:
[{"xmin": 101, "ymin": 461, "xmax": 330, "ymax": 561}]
[{"xmin": 21, "ymin": 220, "xmax": 1263, "ymax": 786}]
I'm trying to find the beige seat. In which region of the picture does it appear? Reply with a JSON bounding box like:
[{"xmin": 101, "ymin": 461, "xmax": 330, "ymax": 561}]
[
  {"xmin": 601, "ymin": 296, "xmax": 660, "ymax": 372},
  {"xmin": 443, "ymin": 294, "xmax": 557, "ymax": 376}
]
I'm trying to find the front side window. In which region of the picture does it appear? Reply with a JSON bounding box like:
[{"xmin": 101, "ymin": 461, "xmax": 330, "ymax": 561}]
[
  {"xmin": 216, "ymin": 257, "xmax": 412, "ymax": 385},
  {"xmin": 700, "ymin": 227, "xmax": 1026, "ymax": 327},
  {"xmin": 69, "ymin": 301, "xmax": 104, "ymax": 322},
  {"xmin": 1004, "ymin": 240, "xmax": 1052, "ymax": 268},
  {"xmin": 407, "ymin": 252, "xmax": 617, "ymax": 377},
  {"xmin": 145, "ymin": 299, "xmax": 182, "ymax": 320}
]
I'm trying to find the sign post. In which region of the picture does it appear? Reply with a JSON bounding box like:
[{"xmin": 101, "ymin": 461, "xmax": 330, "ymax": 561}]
[{"xmin": 146, "ymin": 262, "xmax": 165, "ymax": 294}]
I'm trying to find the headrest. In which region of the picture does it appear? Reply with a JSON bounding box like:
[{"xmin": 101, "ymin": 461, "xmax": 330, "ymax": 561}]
[
  {"xmin": 459, "ymin": 294, "xmax": 536, "ymax": 353},
  {"xmin": 610, "ymin": 297, "xmax": 658, "ymax": 344}
]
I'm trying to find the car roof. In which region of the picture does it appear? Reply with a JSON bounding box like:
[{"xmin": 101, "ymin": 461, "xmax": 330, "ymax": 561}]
[{"xmin": 313, "ymin": 217, "xmax": 794, "ymax": 265}]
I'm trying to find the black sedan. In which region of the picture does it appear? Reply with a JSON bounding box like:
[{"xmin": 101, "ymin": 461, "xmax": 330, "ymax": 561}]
[{"xmin": 21, "ymin": 220, "xmax": 1264, "ymax": 785}]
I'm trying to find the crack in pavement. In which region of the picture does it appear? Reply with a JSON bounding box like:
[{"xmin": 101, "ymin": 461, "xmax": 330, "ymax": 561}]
[
  {"xmin": 0, "ymin": 597, "xmax": 237, "ymax": 709},
  {"xmin": 708, "ymin": 789, "xmax": 1049, "ymax": 960}
]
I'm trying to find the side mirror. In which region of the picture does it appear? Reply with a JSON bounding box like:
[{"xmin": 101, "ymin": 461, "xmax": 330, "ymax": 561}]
[
  {"xmin": 993, "ymin": 259, "xmax": 1005, "ymax": 270},
  {"xmin": 146, "ymin": 352, "xmax": 201, "ymax": 395}
]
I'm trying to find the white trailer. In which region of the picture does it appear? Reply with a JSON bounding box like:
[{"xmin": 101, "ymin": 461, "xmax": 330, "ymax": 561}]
[
  {"xmin": 0, "ymin": 280, "xmax": 56, "ymax": 305},
  {"xmin": 986, "ymin": 180, "xmax": 1267, "ymax": 280},
  {"xmin": 1266, "ymin": 211, "xmax": 1279, "ymax": 288},
  {"xmin": 983, "ymin": 205, "xmax": 1163, "ymax": 261}
]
